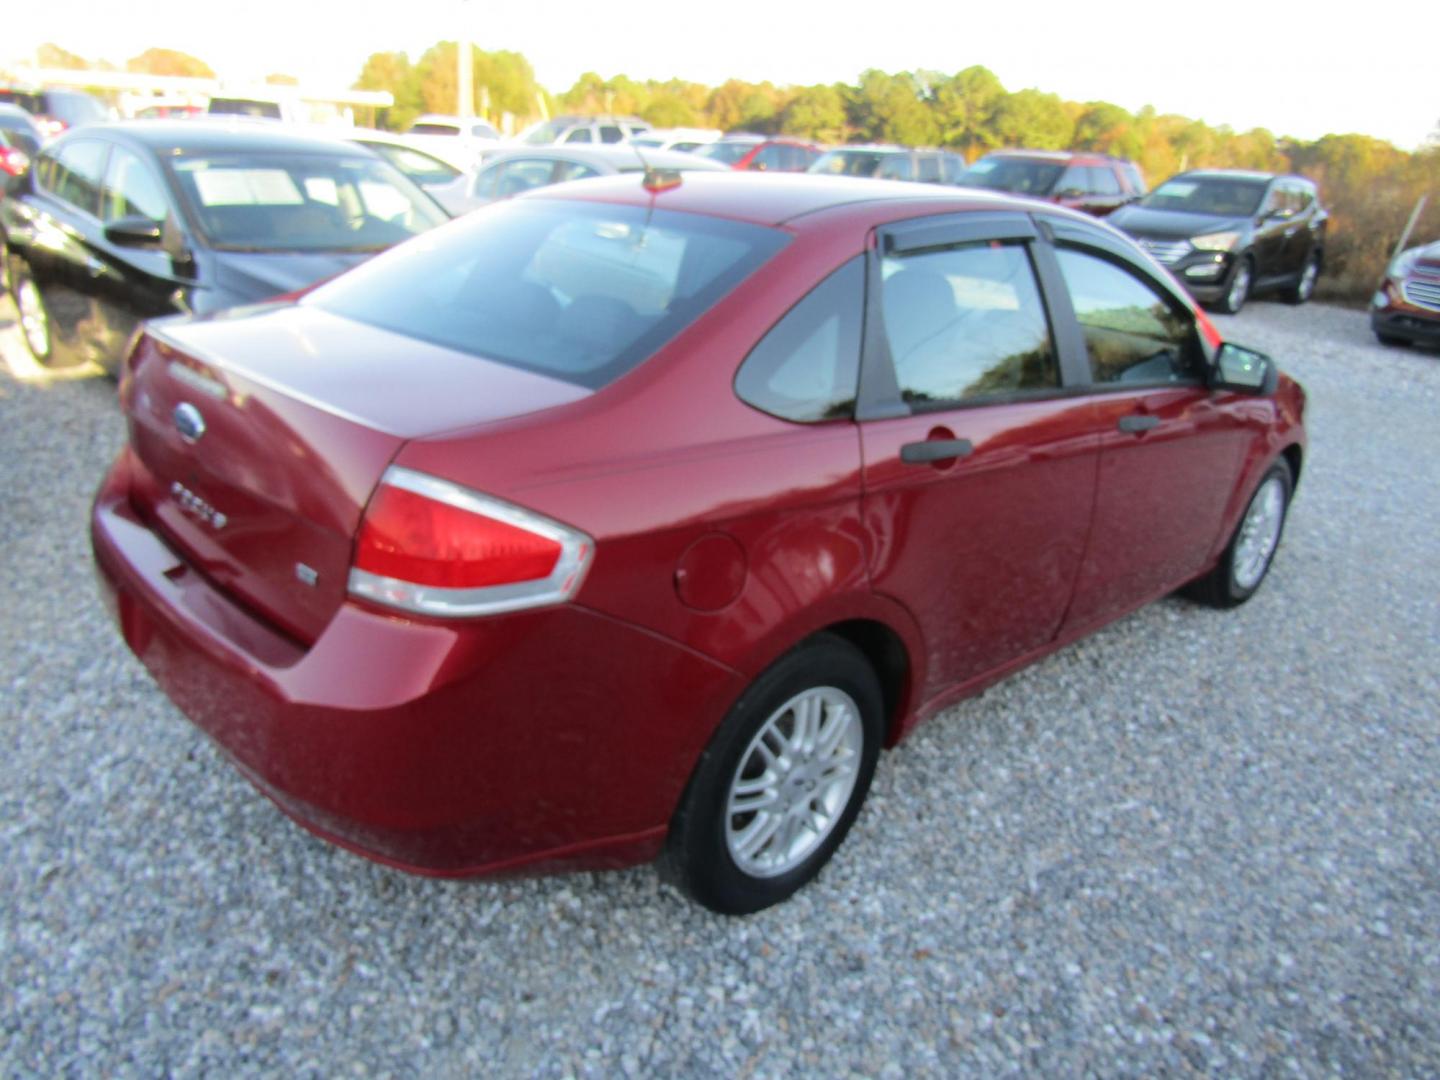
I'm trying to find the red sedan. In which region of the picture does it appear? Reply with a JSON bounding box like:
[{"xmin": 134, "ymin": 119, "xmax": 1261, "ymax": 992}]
[{"xmin": 91, "ymin": 173, "xmax": 1306, "ymax": 914}]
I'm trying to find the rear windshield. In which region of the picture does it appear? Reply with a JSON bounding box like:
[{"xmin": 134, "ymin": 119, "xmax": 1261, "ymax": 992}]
[
  {"xmin": 958, "ymin": 157, "xmax": 1063, "ymax": 196},
  {"xmin": 809, "ymin": 150, "xmax": 891, "ymax": 178},
  {"xmin": 208, "ymin": 98, "xmax": 283, "ymax": 120},
  {"xmin": 169, "ymin": 151, "xmax": 447, "ymax": 252},
  {"xmin": 695, "ymin": 141, "xmax": 758, "ymax": 165},
  {"xmin": 1140, "ymin": 177, "xmax": 1267, "ymax": 216},
  {"xmin": 308, "ymin": 198, "xmax": 789, "ymax": 389}
]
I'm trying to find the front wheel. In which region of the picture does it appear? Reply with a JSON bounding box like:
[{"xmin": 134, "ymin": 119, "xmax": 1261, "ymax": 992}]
[
  {"xmin": 665, "ymin": 634, "xmax": 883, "ymax": 914},
  {"xmin": 1185, "ymin": 459, "xmax": 1292, "ymax": 608},
  {"xmin": 1217, "ymin": 256, "xmax": 1254, "ymax": 315}
]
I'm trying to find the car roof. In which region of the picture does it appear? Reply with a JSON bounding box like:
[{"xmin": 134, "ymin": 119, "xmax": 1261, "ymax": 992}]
[
  {"xmin": 482, "ymin": 145, "xmax": 729, "ymax": 171},
  {"xmin": 1175, "ymin": 168, "xmax": 1280, "ymax": 183},
  {"xmin": 525, "ymin": 170, "xmax": 1051, "ymax": 227},
  {"xmin": 54, "ymin": 120, "xmax": 377, "ymax": 157}
]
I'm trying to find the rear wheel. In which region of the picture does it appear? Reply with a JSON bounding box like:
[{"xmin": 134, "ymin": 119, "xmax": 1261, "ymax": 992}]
[
  {"xmin": 1283, "ymin": 253, "xmax": 1320, "ymax": 304},
  {"xmin": 11, "ymin": 260, "xmax": 67, "ymax": 367},
  {"xmin": 665, "ymin": 634, "xmax": 883, "ymax": 914},
  {"xmin": 1374, "ymin": 331, "xmax": 1407, "ymax": 347},
  {"xmin": 1186, "ymin": 459, "xmax": 1292, "ymax": 608}
]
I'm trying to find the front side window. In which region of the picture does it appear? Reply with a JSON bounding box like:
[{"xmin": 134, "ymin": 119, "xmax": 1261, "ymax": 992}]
[
  {"xmin": 1055, "ymin": 247, "xmax": 1201, "ymax": 385},
  {"xmin": 309, "ymin": 200, "xmax": 789, "ymax": 389},
  {"xmin": 169, "ymin": 151, "xmax": 446, "ymax": 252},
  {"xmin": 101, "ymin": 146, "xmax": 170, "ymax": 222},
  {"xmin": 959, "ymin": 157, "xmax": 1063, "ymax": 196},
  {"xmin": 599, "ymin": 126, "xmax": 624, "ymax": 144},
  {"xmin": 1088, "ymin": 166, "xmax": 1121, "ymax": 196},
  {"xmin": 553, "ymin": 162, "xmax": 600, "ymax": 183},
  {"xmin": 881, "ymin": 241, "xmax": 1058, "ymax": 410},
  {"xmin": 695, "ymin": 140, "xmax": 758, "ymax": 166},
  {"xmin": 877, "ymin": 155, "xmax": 915, "ymax": 181},
  {"xmin": 40, "ymin": 138, "xmax": 108, "ymax": 215},
  {"xmin": 751, "ymin": 144, "xmax": 787, "ymax": 171},
  {"xmin": 1056, "ymin": 165, "xmax": 1089, "ymax": 195},
  {"xmin": 563, "ymin": 127, "xmax": 593, "ymax": 144},
  {"xmin": 735, "ymin": 257, "xmax": 863, "ymax": 422}
]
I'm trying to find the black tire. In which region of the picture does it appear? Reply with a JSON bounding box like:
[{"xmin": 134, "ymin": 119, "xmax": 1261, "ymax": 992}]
[
  {"xmin": 1375, "ymin": 331, "xmax": 1408, "ymax": 348},
  {"xmin": 664, "ymin": 633, "xmax": 883, "ymax": 915},
  {"xmin": 1217, "ymin": 255, "xmax": 1254, "ymax": 315},
  {"xmin": 1185, "ymin": 459, "xmax": 1293, "ymax": 608},
  {"xmin": 10, "ymin": 258, "xmax": 70, "ymax": 367},
  {"xmin": 1282, "ymin": 253, "xmax": 1320, "ymax": 305}
]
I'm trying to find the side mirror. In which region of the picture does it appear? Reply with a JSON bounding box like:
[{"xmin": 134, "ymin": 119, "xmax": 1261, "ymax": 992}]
[
  {"xmin": 104, "ymin": 215, "xmax": 164, "ymax": 248},
  {"xmin": 1212, "ymin": 342, "xmax": 1276, "ymax": 394}
]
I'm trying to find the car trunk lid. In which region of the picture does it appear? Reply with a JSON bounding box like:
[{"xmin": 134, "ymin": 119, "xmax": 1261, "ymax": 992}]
[{"xmin": 121, "ymin": 304, "xmax": 590, "ymax": 643}]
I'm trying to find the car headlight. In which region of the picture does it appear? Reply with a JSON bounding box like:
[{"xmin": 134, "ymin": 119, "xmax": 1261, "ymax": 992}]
[
  {"xmin": 1191, "ymin": 231, "xmax": 1241, "ymax": 252},
  {"xmin": 1386, "ymin": 248, "xmax": 1421, "ymax": 281}
]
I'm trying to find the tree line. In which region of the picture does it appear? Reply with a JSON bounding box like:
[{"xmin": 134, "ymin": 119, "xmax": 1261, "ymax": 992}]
[{"xmin": 21, "ymin": 42, "xmax": 1440, "ymax": 301}]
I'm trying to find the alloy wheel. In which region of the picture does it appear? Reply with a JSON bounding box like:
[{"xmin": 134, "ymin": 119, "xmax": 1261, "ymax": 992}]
[
  {"xmin": 16, "ymin": 278, "xmax": 51, "ymax": 360},
  {"xmin": 724, "ymin": 686, "xmax": 863, "ymax": 879},
  {"xmin": 1233, "ymin": 476, "xmax": 1285, "ymax": 590}
]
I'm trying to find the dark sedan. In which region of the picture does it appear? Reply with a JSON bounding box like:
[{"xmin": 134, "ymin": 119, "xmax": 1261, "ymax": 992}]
[
  {"xmin": 1109, "ymin": 170, "xmax": 1326, "ymax": 314},
  {"xmin": 427, "ymin": 145, "xmax": 727, "ymax": 215},
  {"xmin": 3, "ymin": 122, "xmax": 448, "ymax": 371}
]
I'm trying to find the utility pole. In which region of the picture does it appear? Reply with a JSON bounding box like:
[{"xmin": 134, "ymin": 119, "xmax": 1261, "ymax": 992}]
[{"xmin": 457, "ymin": 0, "xmax": 474, "ymax": 120}]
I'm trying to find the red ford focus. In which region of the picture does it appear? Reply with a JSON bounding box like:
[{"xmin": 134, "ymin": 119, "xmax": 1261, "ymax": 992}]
[{"xmin": 91, "ymin": 173, "xmax": 1306, "ymax": 914}]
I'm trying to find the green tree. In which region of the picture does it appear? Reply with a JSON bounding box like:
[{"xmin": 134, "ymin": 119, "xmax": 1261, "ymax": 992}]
[
  {"xmin": 848, "ymin": 70, "xmax": 939, "ymax": 146},
  {"xmin": 355, "ymin": 50, "xmax": 420, "ymax": 131},
  {"xmin": 991, "ymin": 88, "xmax": 1073, "ymax": 150},
  {"xmin": 933, "ymin": 65, "xmax": 1006, "ymax": 155},
  {"xmin": 126, "ymin": 47, "xmax": 214, "ymax": 78},
  {"xmin": 37, "ymin": 43, "xmax": 89, "ymax": 70},
  {"xmin": 779, "ymin": 84, "xmax": 848, "ymax": 142}
]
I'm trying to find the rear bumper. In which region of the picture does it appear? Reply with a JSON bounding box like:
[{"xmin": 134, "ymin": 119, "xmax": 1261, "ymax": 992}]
[{"xmin": 91, "ymin": 447, "xmax": 742, "ymax": 876}]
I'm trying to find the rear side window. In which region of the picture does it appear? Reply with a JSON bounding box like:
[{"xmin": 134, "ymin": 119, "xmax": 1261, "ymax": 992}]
[
  {"xmin": 310, "ymin": 200, "xmax": 789, "ymax": 389},
  {"xmin": 735, "ymin": 257, "xmax": 863, "ymax": 422},
  {"xmin": 564, "ymin": 128, "xmax": 593, "ymax": 144},
  {"xmin": 39, "ymin": 138, "xmax": 108, "ymax": 215},
  {"xmin": 881, "ymin": 241, "xmax": 1058, "ymax": 409},
  {"xmin": 101, "ymin": 146, "xmax": 170, "ymax": 222},
  {"xmin": 1055, "ymin": 247, "xmax": 1201, "ymax": 385}
]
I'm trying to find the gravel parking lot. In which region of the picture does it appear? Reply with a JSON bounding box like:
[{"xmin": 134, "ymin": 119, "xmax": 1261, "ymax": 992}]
[{"xmin": 1, "ymin": 296, "xmax": 1437, "ymax": 1077}]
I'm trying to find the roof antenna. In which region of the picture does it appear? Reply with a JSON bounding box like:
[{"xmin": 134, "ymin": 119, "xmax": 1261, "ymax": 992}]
[{"xmin": 631, "ymin": 136, "xmax": 682, "ymax": 195}]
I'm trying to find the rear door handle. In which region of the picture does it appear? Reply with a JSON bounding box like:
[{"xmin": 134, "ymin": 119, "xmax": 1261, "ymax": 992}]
[
  {"xmin": 900, "ymin": 438, "xmax": 974, "ymax": 464},
  {"xmin": 1117, "ymin": 415, "xmax": 1160, "ymax": 433}
]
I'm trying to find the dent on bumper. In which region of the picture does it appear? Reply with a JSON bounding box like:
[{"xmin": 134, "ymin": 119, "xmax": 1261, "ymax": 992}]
[{"xmin": 91, "ymin": 451, "xmax": 743, "ymax": 876}]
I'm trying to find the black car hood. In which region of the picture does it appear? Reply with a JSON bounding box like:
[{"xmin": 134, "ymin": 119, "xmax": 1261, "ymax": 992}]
[
  {"xmin": 212, "ymin": 250, "xmax": 371, "ymax": 305},
  {"xmin": 1109, "ymin": 205, "xmax": 1249, "ymax": 240}
]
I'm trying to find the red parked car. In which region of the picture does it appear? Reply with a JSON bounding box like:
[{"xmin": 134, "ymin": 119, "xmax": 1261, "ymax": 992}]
[
  {"xmin": 694, "ymin": 134, "xmax": 822, "ymax": 172},
  {"xmin": 91, "ymin": 173, "xmax": 1306, "ymax": 913}
]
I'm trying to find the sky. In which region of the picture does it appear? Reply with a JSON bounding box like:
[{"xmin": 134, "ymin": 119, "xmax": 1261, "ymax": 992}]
[{"xmin": 6, "ymin": 0, "xmax": 1437, "ymax": 150}]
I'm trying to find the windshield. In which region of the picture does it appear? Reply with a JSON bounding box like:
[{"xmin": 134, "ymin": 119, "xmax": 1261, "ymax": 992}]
[
  {"xmin": 695, "ymin": 141, "xmax": 757, "ymax": 165},
  {"xmin": 521, "ymin": 120, "xmax": 569, "ymax": 145},
  {"xmin": 1140, "ymin": 177, "xmax": 1268, "ymax": 217},
  {"xmin": 308, "ymin": 199, "xmax": 789, "ymax": 389},
  {"xmin": 169, "ymin": 151, "xmax": 448, "ymax": 252},
  {"xmin": 809, "ymin": 150, "xmax": 890, "ymax": 178},
  {"xmin": 958, "ymin": 158, "xmax": 1063, "ymax": 195}
]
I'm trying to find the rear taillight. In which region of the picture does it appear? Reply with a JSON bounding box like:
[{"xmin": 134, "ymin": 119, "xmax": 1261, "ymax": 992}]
[
  {"xmin": 0, "ymin": 146, "xmax": 28, "ymax": 177},
  {"xmin": 39, "ymin": 118, "xmax": 67, "ymax": 138},
  {"xmin": 348, "ymin": 467, "xmax": 593, "ymax": 617}
]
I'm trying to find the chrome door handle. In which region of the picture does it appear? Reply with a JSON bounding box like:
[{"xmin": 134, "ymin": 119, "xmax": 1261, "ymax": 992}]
[{"xmin": 1117, "ymin": 415, "xmax": 1160, "ymax": 433}]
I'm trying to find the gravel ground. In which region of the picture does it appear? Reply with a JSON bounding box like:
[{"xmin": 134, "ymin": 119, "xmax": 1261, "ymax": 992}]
[{"xmin": 1, "ymin": 296, "xmax": 1437, "ymax": 1078}]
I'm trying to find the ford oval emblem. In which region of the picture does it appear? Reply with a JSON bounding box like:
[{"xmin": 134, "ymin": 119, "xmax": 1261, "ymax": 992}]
[{"xmin": 173, "ymin": 402, "xmax": 206, "ymax": 444}]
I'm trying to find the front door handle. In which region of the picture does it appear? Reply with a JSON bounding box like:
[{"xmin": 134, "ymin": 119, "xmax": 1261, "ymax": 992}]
[
  {"xmin": 900, "ymin": 438, "xmax": 974, "ymax": 464},
  {"xmin": 1117, "ymin": 414, "xmax": 1160, "ymax": 433}
]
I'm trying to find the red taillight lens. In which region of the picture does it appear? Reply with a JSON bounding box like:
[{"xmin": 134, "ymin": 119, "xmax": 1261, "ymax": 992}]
[
  {"xmin": 348, "ymin": 467, "xmax": 593, "ymax": 618},
  {"xmin": 0, "ymin": 147, "xmax": 29, "ymax": 177},
  {"xmin": 356, "ymin": 484, "xmax": 561, "ymax": 588}
]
